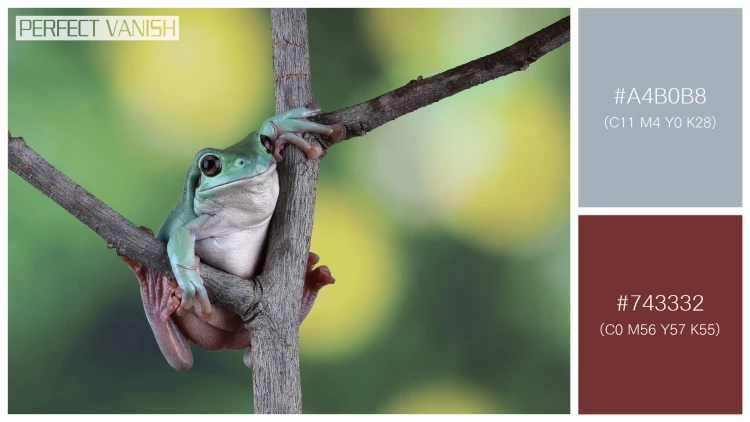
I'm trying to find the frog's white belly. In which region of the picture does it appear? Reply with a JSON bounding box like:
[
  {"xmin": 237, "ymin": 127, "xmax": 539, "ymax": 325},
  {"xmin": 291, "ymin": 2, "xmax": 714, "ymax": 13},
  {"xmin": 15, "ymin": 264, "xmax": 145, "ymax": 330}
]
[{"xmin": 194, "ymin": 224, "xmax": 269, "ymax": 279}]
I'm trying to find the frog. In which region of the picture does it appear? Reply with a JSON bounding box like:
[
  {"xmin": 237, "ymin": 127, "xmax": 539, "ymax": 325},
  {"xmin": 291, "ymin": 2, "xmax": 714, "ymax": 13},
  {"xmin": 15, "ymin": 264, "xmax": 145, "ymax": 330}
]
[{"xmin": 122, "ymin": 104, "xmax": 346, "ymax": 371}]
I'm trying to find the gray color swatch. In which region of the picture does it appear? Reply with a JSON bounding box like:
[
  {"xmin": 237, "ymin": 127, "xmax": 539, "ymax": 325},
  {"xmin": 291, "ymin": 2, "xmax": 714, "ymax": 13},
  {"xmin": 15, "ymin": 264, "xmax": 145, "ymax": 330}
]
[{"xmin": 579, "ymin": 9, "xmax": 742, "ymax": 207}]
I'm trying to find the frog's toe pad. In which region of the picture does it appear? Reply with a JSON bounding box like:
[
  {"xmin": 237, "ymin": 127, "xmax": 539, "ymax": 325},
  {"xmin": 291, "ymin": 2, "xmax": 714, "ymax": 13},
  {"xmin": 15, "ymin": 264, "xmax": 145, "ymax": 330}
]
[
  {"xmin": 306, "ymin": 265, "xmax": 336, "ymax": 292},
  {"xmin": 328, "ymin": 123, "xmax": 347, "ymax": 143},
  {"xmin": 176, "ymin": 286, "xmax": 213, "ymax": 319}
]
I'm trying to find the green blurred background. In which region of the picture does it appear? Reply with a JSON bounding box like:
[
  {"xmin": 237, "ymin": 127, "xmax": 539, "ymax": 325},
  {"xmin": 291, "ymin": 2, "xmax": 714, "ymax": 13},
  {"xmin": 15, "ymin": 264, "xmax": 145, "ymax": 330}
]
[{"xmin": 8, "ymin": 8, "xmax": 570, "ymax": 414}]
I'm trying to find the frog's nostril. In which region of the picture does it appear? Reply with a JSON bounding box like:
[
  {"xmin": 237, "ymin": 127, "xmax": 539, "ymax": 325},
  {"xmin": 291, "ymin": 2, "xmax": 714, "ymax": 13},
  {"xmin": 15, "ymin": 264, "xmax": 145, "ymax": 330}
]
[{"xmin": 239, "ymin": 160, "xmax": 245, "ymax": 165}]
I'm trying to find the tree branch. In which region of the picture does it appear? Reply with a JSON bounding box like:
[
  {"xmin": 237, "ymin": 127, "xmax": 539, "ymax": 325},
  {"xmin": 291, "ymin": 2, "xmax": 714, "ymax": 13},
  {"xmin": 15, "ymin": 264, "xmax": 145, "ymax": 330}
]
[
  {"xmin": 319, "ymin": 15, "xmax": 570, "ymax": 144},
  {"xmin": 245, "ymin": 8, "xmax": 317, "ymax": 414},
  {"xmin": 7, "ymin": 135, "xmax": 258, "ymax": 316}
]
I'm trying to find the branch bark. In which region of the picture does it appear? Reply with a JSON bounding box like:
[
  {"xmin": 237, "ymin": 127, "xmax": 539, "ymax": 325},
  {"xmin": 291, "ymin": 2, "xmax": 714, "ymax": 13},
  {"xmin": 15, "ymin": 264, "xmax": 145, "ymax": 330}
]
[
  {"xmin": 319, "ymin": 15, "xmax": 570, "ymax": 144},
  {"xmin": 7, "ymin": 135, "xmax": 257, "ymax": 316},
  {"xmin": 244, "ymin": 8, "xmax": 317, "ymax": 414},
  {"xmin": 7, "ymin": 12, "xmax": 570, "ymax": 414}
]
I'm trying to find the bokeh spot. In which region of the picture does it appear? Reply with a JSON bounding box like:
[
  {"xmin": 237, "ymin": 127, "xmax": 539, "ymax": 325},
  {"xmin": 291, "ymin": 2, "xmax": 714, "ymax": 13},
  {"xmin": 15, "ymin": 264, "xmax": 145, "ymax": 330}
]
[
  {"xmin": 301, "ymin": 186, "xmax": 402, "ymax": 360},
  {"xmin": 96, "ymin": 9, "xmax": 271, "ymax": 152},
  {"xmin": 382, "ymin": 380, "xmax": 502, "ymax": 414}
]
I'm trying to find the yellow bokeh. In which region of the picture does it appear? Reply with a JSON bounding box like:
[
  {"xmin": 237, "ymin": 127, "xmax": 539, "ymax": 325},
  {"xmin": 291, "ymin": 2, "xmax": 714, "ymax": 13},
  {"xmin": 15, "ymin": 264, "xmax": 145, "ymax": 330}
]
[
  {"xmin": 301, "ymin": 185, "xmax": 402, "ymax": 360},
  {"xmin": 358, "ymin": 8, "xmax": 569, "ymax": 251},
  {"xmin": 348, "ymin": 80, "xmax": 567, "ymax": 251},
  {"xmin": 364, "ymin": 9, "xmax": 449, "ymax": 75},
  {"xmin": 382, "ymin": 380, "xmax": 502, "ymax": 414},
  {"xmin": 363, "ymin": 9, "xmax": 542, "ymax": 81},
  {"xmin": 95, "ymin": 9, "xmax": 271, "ymax": 151},
  {"xmin": 448, "ymin": 84, "xmax": 569, "ymax": 250}
]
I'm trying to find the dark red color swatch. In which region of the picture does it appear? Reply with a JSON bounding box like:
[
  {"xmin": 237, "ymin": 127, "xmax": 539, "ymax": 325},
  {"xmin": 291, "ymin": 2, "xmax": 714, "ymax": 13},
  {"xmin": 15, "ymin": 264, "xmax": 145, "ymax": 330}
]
[{"xmin": 579, "ymin": 216, "xmax": 742, "ymax": 414}]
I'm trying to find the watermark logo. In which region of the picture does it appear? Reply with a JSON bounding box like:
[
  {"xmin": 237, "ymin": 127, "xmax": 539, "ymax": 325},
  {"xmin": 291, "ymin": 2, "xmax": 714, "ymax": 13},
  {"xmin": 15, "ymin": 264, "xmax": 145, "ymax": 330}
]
[{"xmin": 16, "ymin": 16, "xmax": 179, "ymax": 41}]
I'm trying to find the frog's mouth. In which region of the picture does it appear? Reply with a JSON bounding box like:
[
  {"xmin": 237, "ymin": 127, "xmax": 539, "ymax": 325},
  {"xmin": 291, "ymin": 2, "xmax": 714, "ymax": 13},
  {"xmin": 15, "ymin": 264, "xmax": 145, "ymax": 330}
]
[{"xmin": 197, "ymin": 164, "xmax": 277, "ymax": 192}]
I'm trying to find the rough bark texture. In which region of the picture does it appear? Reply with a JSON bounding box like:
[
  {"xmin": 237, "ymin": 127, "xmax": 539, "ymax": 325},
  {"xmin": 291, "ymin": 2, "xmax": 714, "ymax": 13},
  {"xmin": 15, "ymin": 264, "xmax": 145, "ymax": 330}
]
[
  {"xmin": 244, "ymin": 8, "xmax": 318, "ymax": 414},
  {"xmin": 7, "ymin": 135, "xmax": 257, "ymax": 316},
  {"xmin": 318, "ymin": 16, "xmax": 570, "ymax": 145}
]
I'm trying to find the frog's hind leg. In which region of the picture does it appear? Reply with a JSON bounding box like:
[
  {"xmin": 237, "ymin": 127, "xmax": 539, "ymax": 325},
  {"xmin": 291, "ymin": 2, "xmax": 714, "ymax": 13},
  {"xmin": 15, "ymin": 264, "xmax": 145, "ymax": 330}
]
[
  {"xmin": 122, "ymin": 257, "xmax": 193, "ymax": 371},
  {"xmin": 240, "ymin": 252, "xmax": 334, "ymax": 370},
  {"xmin": 173, "ymin": 308, "xmax": 244, "ymax": 351},
  {"xmin": 300, "ymin": 252, "xmax": 336, "ymax": 322}
]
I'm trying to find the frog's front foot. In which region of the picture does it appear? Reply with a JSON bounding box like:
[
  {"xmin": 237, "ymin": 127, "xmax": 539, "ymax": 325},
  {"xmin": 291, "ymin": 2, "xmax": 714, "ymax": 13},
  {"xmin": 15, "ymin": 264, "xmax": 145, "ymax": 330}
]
[
  {"xmin": 260, "ymin": 103, "xmax": 347, "ymax": 162},
  {"xmin": 172, "ymin": 258, "xmax": 213, "ymax": 319}
]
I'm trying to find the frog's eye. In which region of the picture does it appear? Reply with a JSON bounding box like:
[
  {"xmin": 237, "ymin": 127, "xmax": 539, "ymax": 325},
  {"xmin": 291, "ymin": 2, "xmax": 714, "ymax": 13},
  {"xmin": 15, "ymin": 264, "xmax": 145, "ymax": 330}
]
[
  {"xmin": 260, "ymin": 135, "xmax": 273, "ymax": 154},
  {"xmin": 200, "ymin": 155, "xmax": 222, "ymax": 177}
]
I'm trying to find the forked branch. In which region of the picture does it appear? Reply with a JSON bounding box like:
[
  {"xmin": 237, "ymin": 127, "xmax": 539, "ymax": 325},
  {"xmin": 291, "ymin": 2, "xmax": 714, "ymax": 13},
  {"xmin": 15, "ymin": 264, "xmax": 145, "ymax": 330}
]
[{"xmin": 7, "ymin": 13, "xmax": 570, "ymax": 414}]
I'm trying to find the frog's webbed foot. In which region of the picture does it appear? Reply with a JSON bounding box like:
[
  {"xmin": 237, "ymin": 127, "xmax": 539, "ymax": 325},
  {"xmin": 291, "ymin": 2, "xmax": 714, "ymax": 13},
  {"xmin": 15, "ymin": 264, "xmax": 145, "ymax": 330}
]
[
  {"xmin": 261, "ymin": 103, "xmax": 347, "ymax": 162},
  {"xmin": 122, "ymin": 255, "xmax": 193, "ymax": 371},
  {"xmin": 241, "ymin": 252, "xmax": 333, "ymax": 369},
  {"xmin": 300, "ymin": 252, "xmax": 336, "ymax": 322},
  {"xmin": 123, "ymin": 257, "xmax": 181, "ymax": 323}
]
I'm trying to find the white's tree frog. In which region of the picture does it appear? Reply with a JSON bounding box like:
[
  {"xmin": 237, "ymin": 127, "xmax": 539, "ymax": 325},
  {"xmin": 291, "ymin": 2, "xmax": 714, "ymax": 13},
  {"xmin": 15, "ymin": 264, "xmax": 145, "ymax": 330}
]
[{"xmin": 123, "ymin": 104, "xmax": 344, "ymax": 370}]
